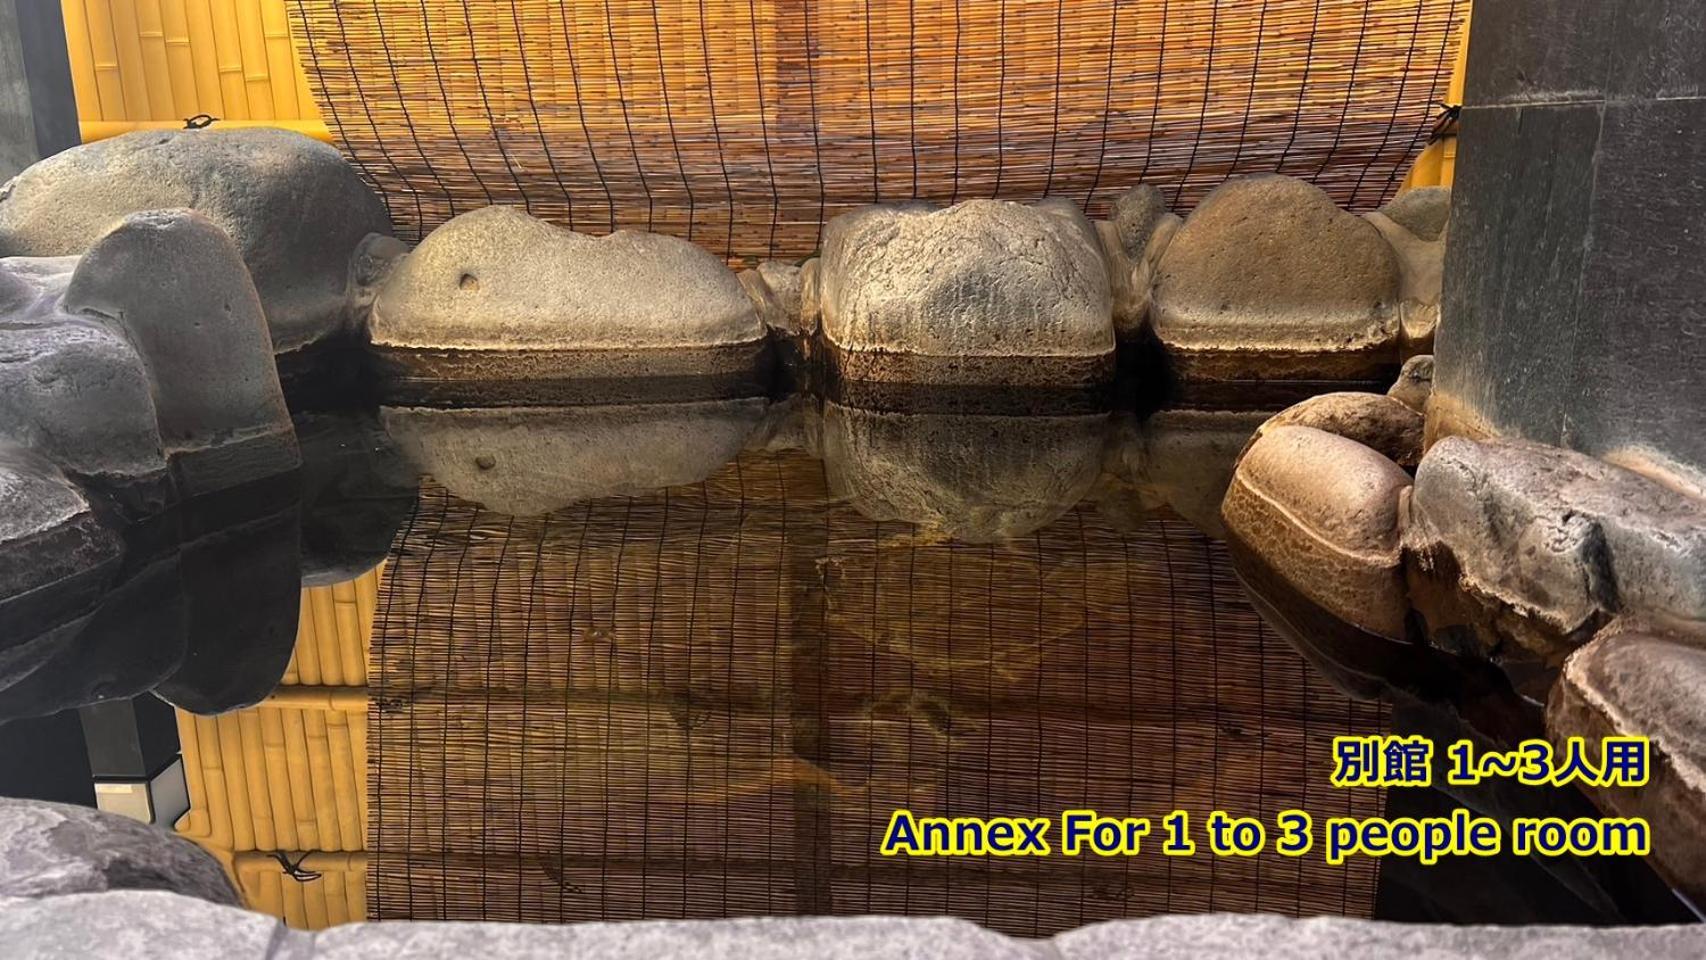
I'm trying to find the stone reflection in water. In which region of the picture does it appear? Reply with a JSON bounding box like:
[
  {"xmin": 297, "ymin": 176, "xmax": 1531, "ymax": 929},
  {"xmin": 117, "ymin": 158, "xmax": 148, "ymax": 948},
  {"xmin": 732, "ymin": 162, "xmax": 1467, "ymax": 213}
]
[
  {"xmin": 821, "ymin": 402, "xmax": 1109, "ymax": 543},
  {"xmin": 381, "ymin": 400, "xmax": 769, "ymax": 517},
  {"xmin": 368, "ymin": 456, "xmax": 1388, "ymax": 928}
]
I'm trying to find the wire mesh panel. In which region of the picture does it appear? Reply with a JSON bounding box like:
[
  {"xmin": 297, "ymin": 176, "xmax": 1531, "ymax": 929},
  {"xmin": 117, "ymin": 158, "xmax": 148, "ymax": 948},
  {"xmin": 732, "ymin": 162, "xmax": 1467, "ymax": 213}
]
[
  {"xmin": 289, "ymin": 0, "xmax": 1467, "ymax": 256},
  {"xmin": 369, "ymin": 450, "xmax": 1387, "ymax": 932}
]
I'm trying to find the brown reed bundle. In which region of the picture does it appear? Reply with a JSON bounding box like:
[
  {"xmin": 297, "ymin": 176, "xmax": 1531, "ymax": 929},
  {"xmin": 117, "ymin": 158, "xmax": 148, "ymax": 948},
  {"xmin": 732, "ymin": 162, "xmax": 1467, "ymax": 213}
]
[
  {"xmin": 368, "ymin": 449, "xmax": 1387, "ymax": 931},
  {"xmin": 289, "ymin": 0, "xmax": 1466, "ymax": 257}
]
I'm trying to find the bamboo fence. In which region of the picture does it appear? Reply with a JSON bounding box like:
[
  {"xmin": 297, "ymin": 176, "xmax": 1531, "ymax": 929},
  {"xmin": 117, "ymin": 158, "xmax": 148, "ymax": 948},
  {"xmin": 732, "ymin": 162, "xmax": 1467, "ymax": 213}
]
[{"xmin": 289, "ymin": 0, "xmax": 1468, "ymax": 258}]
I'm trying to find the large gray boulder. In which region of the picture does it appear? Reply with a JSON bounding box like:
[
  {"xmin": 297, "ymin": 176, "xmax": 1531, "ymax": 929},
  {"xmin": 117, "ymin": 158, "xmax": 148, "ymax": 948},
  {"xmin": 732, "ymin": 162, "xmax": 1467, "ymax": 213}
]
[
  {"xmin": 1153, "ymin": 175, "xmax": 1401, "ymax": 382},
  {"xmin": 64, "ymin": 210, "xmax": 298, "ymax": 498},
  {"xmin": 0, "ymin": 257, "xmax": 169, "ymax": 511},
  {"xmin": 817, "ymin": 200, "xmax": 1114, "ymax": 390},
  {"xmin": 1406, "ymin": 438, "xmax": 1706, "ymax": 661},
  {"xmin": 0, "ymin": 798, "xmax": 236, "ymax": 904},
  {"xmin": 382, "ymin": 401, "xmax": 766, "ymax": 516},
  {"xmin": 370, "ymin": 206, "xmax": 768, "ymax": 402},
  {"xmin": 1548, "ymin": 628, "xmax": 1706, "ymax": 905},
  {"xmin": 0, "ymin": 128, "xmax": 391, "ymax": 354}
]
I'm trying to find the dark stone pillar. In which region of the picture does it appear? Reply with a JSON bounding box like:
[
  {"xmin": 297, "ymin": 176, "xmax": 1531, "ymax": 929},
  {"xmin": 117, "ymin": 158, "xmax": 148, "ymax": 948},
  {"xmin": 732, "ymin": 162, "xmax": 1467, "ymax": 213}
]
[
  {"xmin": 0, "ymin": 0, "xmax": 78, "ymax": 179},
  {"xmin": 1435, "ymin": 0, "xmax": 1706, "ymax": 490}
]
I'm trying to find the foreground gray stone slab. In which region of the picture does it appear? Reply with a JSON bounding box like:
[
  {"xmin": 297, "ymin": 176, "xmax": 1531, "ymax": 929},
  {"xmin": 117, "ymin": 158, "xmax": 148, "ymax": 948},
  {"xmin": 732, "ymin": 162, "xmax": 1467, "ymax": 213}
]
[
  {"xmin": 0, "ymin": 127, "xmax": 391, "ymax": 353},
  {"xmin": 1549, "ymin": 628, "xmax": 1706, "ymax": 906},
  {"xmin": 1152, "ymin": 174, "xmax": 1401, "ymax": 382},
  {"xmin": 1056, "ymin": 913, "xmax": 1706, "ymax": 959},
  {"xmin": 817, "ymin": 200, "xmax": 1113, "ymax": 391},
  {"xmin": 0, "ymin": 798, "xmax": 235, "ymax": 903},
  {"xmin": 317, "ymin": 915, "xmax": 1033, "ymax": 960},
  {"xmin": 0, "ymin": 890, "xmax": 290, "ymax": 959},
  {"xmin": 1407, "ymin": 438, "xmax": 1706, "ymax": 660}
]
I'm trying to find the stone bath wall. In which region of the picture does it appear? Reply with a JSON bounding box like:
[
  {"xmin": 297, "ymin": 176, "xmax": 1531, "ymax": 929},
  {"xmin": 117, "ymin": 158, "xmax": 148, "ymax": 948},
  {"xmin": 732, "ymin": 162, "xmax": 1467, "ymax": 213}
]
[
  {"xmin": 0, "ymin": 127, "xmax": 1450, "ymax": 723},
  {"xmin": 0, "ymin": 796, "xmax": 1702, "ymax": 959},
  {"xmin": 1220, "ymin": 384, "xmax": 1706, "ymax": 906}
]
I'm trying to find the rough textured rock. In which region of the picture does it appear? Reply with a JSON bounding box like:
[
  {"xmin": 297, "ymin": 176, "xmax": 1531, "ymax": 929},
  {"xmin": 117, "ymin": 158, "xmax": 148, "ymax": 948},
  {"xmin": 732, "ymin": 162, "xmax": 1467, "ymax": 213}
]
[
  {"xmin": 1365, "ymin": 194, "xmax": 1445, "ymax": 356},
  {"xmin": 0, "ymin": 256, "xmax": 169, "ymax": 510},
  {"xmin": 739, "ymin": 259, "xmax": 808, "ymax": 336},
  {"xmin": 817, "ymin": 200, "xmax": 1114, "ymax": 388},
  {"xmin": 1056, "ymin": 913, "xmax": 1706, "ymax": 959},
  {"xmin": 1548, "ymin": 628, "xmax": 1706, "ymax": 906},
  {"xmin": 1388, "ymin": 353, "xmax": 1434, "ymax": 413},
  {"xmin": 1109, "ymin": 183, "xmax": 1169, "ymax": 257},
  {"xmin": 2, "ymin": 888, "xmax": 1704, "ymax": 958},
  {"xmin": 0, "ymin": 798, "xmax": 236, "ymax": 903},
  {"xmin": 1096, "ymin": 196, "xmax": 1182, "ymax": 338},
  {"xmin": 1118, "ymin": 409, "xmax": 1269, "ymax": 538},
  {"xmin": 1406, "ymin": 438, "xmax": 1706, "ymax": 661},
  {"xmin": 317, "ymin": 915, "xmax": 1034, "ymax": 960},
  {"xmin": 0, "ymin": 128, "xmax": 391, "ymax": 353},
  {"xmin": 1152, "ymin": 175, "xmax": 1401, "ymax": 381},
  {"xmin": 382, "ymin": 401, "xmax": 767, "ymax": 517},
  {"xmin": 371, "ymin": 206, "xmax": 768, "ymax": 401},
  {"xmin": 1245, "ymin": 391, "xmax": 1424, "ymax": 469},
  {"xmin": 1378, "ymin": 186, "xmax": 1451, "ymax": 242},
  {"xmin": 65, "ymin": 210, "xmax": 299, "ymax": 497},
  {"xmin": 1222, "ymin": 425, "xmax": 1411, "ymax": 638},
  {"xmin": 821, "ymin": 403, "xmax": 1108, "ymax": 542},
  {"xmin": 0, "ymin": 890, "xmax": 290, "ymax": 959}
]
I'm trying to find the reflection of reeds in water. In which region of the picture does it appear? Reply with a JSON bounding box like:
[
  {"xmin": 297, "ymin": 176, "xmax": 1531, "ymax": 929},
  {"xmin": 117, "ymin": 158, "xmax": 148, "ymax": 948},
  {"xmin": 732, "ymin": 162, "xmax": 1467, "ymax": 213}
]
[{"xmin": 371, "ymin": 449, "xmax": 1387, "ymax": 929}]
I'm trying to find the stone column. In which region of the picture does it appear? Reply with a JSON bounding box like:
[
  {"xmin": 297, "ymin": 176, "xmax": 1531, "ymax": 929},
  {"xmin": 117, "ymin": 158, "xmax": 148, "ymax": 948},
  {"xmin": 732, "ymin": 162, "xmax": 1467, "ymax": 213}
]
[
  {"xmin": 0, "ymin": 0, "xmax": 78, "ymax": 180},
  {"xmin": 1434, "ymin": 0, "xmax": 1706, "ymax": 493}
]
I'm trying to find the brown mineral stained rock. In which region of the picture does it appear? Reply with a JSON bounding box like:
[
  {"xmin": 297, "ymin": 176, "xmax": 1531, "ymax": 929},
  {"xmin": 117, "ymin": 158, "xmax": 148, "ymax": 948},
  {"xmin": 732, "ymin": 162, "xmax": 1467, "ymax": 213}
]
[
  {"xmin": 65, "ymin": 210, "xmax": 299, "ymax": 497},
  {"xmin": 1221, "ymin": 425, "xmax": 1412, "ymax": 638},
  {"xmin": 818, "ymin": 200, "xmax": 1113, "ymax": 387},
  {"xmin": 1388, "ymin": 354, "xmax": 1434, "ymax": 413},
  {"xmin": 1153, "ymin": 175, "xmax": 1401, "ymax": 381},
  {"xmin": 0, "ymin": 128, "xmax": 391, "ymax": 353},
  {"xmin": 1548, "ymin": 628, "xmax": 1706, "ymax": 905},
  {"xmin": 1246, "ymin": 392, "xmax": 1424, "ymax": 469},
  {"xmin": 821, "ymin": 402, "xmax": 1109, "ymax": 543},
  {"xmin": 1365, "ymin": 202, "xmax": 1445, "ymax": 356},
  {"xmin": 1407, "ymin": 438, "xmax": 1706, "ymax": 660},
  {"xmin": 1379, "ymin": 185, "xmax": 1451, "ymax": 242},
  {"xmin": 1096, "ymin": 206, "xmax": 1181, "ymax": 339},
  {"xmin": 382, "ymin": 401, "xmax": 768, "ymax": 517},
  {"xmin": 740, "ymin": 259, "xmax": 807, "ymax": 336}
]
